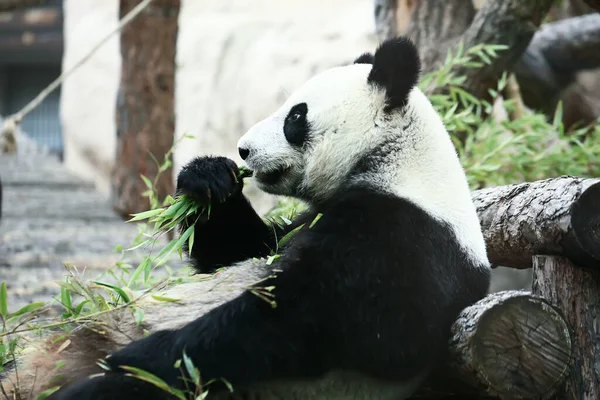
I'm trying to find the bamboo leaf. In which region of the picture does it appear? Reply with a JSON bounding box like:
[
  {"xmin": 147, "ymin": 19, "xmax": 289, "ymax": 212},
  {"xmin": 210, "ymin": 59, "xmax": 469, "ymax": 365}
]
[
  {"xmin": 128, "ymin": 208, "xmax": 165, "ymax": 223},
  {"xmin": 151, "ymin": 294, "xmax": 181, "ymax": 303},
  {"xmin": 183, "ymin": 350, "xmax": 201, "ymax": 386},
  {"xmin": 7, "ymin": 301, "xmax": 45, "ymax": 321},
  {"xmin": 93, "ymin": 282, "xmax": 131, "ymax": 304},
  {"xmin": 277, "ymin": 223, "xmax": 305, "ymax": 248},
  {"xmin": 0, "ymin": 282, "xmax": 8, "ymax": 318}
]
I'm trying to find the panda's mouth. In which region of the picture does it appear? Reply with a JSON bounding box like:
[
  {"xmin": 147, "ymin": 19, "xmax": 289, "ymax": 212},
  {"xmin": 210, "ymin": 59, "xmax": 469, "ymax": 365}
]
[{"xmin": 254, "ymin": 167, "xmax": 290, "ymax": 185}]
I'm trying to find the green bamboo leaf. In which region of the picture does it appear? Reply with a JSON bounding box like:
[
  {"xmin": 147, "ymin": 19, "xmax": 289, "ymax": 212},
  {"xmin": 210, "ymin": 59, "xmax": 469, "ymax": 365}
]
[
  {"xmin": 140, "ymin": 174, "xmax": 154, "ymax": 190},
  {"xmin": 37, "ymin": 386, "xmax": 61, "ymax": 400},
  {"xmin": 73, "ymin": 300, "xmax": 90, "ymax": 317},
  {"xmin": 156, "ymin": 226, "xmax": 194, "ymax": 266},
  {"xmin": 277, "ymin": 223, "xmax": 305, "ymax": 248},
  {"xmin": 309, "ymin": 213, "xmax": 323, "ymax": 228},
  {"xmin": 129, "ymin": 257, "xmax": 152, "ymax": 287},
  {"xmin": 183, "ymin": 350, "xmax": 201, "ymax": 386},
  {"xmin": 125, "ymin": 238, "xmax": 154, "ymax": 252},
  {"xmin": 93, "ymin": 282, "xmax": 131, "ymax": 304},
  {"xmin": 134, "ymin": 307, "xmax": 145, "ymax": 326},
  {"xmin": 188, "ymin": 228, "xmax": 195, "ymax": 257},
  {"xmin": 119, "ymin": 366, "xmax": 187, "ymax": 400},
  {"xmin": 128, "ymin": 208, "xmax": 165, "ymax": 222},
  {"xmin": 7, "ymin": 301, "xmax": 44, "ymax": 321},
  {"xmin": 150, "ymin": 294, "xmax": 181, "ymax": 303},
  {"xmin": 60, "ymin": 287, "xmax": 72, "ymax": 313},
  {"xmin": 0, "ymin": 282, "xmax": 8, "ymax": 318}
]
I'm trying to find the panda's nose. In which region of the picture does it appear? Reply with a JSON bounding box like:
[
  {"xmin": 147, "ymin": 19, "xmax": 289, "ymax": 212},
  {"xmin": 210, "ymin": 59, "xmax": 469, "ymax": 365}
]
[{"xmin": 238, "ymin": 147, "xmax": 250, "ymax": 160}]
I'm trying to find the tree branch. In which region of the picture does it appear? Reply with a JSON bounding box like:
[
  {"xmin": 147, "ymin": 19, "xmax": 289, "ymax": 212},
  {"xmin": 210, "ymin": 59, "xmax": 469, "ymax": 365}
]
[
  {"xmin": 457, "ymin": 0, "xmax": 555, "ymax": 101},
  {"xmin": 532, "ymin": 14, "xmax": 600, "ymax": 76},
  {"xmin": 472, "ymin": 177, "xmax": 600, "ymax": 270},
  {"xmin": 514, "ymin": 14, "xmax": 600, "ymax": 124},
  {"xmin": 374, "ymin": 0, "xmax": 555, "ymax": 101}
]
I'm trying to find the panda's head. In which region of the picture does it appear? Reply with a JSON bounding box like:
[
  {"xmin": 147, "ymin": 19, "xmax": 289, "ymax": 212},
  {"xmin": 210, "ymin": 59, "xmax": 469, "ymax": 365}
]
[{"xmin": 237, "ymin": 37, "xmax": 461, "ymax": 206}]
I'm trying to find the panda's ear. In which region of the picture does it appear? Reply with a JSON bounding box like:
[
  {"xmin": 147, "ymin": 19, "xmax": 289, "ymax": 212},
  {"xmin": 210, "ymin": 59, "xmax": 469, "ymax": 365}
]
[
  {"xmin": 367, "ymin": 37, "xmax": 421, "ymax": 112},
  {"xmin": 353, "ymin": 52, "xmax": 374, "ymax": 64}
]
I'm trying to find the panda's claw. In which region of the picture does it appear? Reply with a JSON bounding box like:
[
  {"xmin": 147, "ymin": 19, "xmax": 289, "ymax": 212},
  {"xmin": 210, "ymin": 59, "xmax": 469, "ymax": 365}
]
[{"xmin": 230, "ymin": 168, "xmax": 239, "ymax": 184}]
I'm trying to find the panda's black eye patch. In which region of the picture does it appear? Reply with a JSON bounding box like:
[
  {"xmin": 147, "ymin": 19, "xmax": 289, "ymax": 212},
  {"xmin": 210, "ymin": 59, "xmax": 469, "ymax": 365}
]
[{"xmin": 284, "ymin": 103, "xmax": 309, "ymax": 146}]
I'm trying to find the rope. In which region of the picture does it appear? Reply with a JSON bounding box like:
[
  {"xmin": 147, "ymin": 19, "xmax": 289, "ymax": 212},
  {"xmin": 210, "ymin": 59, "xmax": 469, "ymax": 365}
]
[{"xmin": 0, "ymin": 0, "xmax": 156, "ymax": 154}]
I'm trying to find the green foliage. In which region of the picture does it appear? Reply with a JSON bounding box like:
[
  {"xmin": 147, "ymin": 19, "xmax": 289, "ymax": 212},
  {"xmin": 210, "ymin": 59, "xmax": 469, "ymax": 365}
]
[{"xmin": 420, "ymin": 41, "xmax": 600, "ymax": 190}]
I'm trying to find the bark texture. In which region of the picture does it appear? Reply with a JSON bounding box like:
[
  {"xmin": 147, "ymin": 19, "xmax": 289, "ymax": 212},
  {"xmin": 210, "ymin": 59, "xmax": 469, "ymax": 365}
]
[
  {"xmin": 112, "ymin": 0, "xmax": 180, "ymax": 218},
  {"xmin": 471, "ymin": 177, "xmax": 600, "ymax": 269},
  {"xmin": 416, "ymin": 290, "xmax": 573, "ymax": 400},
  {"xmin": 374, "ymin": 0, "xmax": 600, "ymax": 127},
  {"xmin": 374, "ymin": 0, "xmax": 554, "ymax": 101},
  {"xmin": 532, "ymin": 255, "xmax": 600, "ymax": 400}
]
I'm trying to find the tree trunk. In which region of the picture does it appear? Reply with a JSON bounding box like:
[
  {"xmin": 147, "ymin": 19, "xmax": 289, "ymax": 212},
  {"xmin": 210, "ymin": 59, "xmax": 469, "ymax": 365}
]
[
  {"xmin": 374, "ymin": 0, "xmax": 600, "ymax": 128},
  {"xmin": 111, "ymin": 0, "xmax": 180, "ymax": 219},
  {"xmin": 532, "ymin": 255, "xmax": 600, "ymax": 399},
  {"xmin": 373, "ymin": 0, "xmax": 554, "ymax": 102},
  {"xmin": 471, "ymin": 177, "xmax": 600, "ymax": 269}
]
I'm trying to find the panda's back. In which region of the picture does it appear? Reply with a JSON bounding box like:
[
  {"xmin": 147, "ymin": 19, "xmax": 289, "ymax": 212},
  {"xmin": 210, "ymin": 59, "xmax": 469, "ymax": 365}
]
[{"xmin": 212, "ymin": 185, "xmax": 490, "ymax": 400}]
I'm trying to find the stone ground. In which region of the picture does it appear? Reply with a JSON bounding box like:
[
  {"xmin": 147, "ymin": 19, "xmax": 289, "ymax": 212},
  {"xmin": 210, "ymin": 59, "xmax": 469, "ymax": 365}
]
[{"xmin": 0, "ymin": 152, "xmax": 185, "ymax": 314}]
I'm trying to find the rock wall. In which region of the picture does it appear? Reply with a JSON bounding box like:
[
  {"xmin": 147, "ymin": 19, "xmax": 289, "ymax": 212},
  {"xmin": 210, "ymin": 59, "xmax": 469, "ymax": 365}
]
[{"xmin": 61, "ymin": 0, "xmax": 377, "ymax": 212}]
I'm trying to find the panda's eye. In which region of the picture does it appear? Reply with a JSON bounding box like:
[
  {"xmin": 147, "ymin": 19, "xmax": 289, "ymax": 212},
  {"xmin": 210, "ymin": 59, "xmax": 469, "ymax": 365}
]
[{"xmin": 284, "ymin": 103, "xmax": 309, "ymax": 146}]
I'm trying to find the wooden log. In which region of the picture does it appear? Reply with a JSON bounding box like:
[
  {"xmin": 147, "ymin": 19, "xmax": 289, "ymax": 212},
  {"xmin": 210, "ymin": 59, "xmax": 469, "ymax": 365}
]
[
  {"xmin": 411, "ymin": 290, "xmax": 573, "ymax": 399},
  {"xmin": 532, "ymin": 255, "xmax": 600, "ymax": 399},
  {"xmin": 472, "ymin": 176, "xmax": 600, "ymax": 269},
  {"xmin": 111, "ymin": 0, "xmax": 180, "ymax": 219}
]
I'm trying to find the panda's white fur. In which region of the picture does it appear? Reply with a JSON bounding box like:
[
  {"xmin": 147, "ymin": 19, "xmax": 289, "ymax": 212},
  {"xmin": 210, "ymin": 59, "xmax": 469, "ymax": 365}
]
[
  {"xmin": 9, "ymin": 37, "xmax": 490, "ymax": 400},
  {"xmin": 238, "ymin": 64, "xmax": 487, "ymax": 267}
]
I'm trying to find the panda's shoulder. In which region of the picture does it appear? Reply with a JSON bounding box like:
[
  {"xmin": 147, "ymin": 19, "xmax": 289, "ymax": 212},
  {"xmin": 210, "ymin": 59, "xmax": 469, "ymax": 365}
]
[{"xmin": 292, "ymin": 186, "xmax": 468, "ymax": 258}]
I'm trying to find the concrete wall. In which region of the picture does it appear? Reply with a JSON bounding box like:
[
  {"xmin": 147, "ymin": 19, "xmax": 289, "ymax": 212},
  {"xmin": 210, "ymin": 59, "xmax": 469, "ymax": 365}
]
[
  {"xmin": 61, "ymin": 0, "xmax": 120, "ymax": 197},
  {"xmin": 60, "ymin": 0, "xmax": 376, "ymax": 212}
]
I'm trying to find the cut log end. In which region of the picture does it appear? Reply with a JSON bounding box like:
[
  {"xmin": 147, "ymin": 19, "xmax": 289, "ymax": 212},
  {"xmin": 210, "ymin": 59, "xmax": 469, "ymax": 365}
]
[
  {"xmin": 447, "ymin": 291, "xmax": 573, "ymax": 399},
  {"xmin": 571, "ymin": 181, "xmax": 600, "ymax": 261},
  {"xmin": 473, "ymin": 296, "xmax": 572, "ymax": 398}
]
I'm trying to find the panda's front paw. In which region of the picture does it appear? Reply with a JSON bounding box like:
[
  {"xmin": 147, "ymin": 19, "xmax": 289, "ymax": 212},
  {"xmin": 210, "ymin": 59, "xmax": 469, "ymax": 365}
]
[
  {"xmin": 104, "ymin": 331, "xmax": 182, "ymax": 385},
  {"xmin": 176, "ymin": 156, "xmax": 243, "ymax": 205}
]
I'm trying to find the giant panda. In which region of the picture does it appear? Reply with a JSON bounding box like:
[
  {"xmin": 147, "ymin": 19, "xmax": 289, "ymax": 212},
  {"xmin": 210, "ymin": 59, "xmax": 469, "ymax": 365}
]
[{"xmin": 9, "ymin": 36, "xmax": 491, "ymax": 400}]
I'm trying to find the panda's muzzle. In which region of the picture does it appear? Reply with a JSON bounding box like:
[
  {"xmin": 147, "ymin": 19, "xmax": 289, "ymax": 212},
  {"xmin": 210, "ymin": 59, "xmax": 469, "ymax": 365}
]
[{"xmin": 254, "ymin": 166, "xmax": 290, "ymax": 185}]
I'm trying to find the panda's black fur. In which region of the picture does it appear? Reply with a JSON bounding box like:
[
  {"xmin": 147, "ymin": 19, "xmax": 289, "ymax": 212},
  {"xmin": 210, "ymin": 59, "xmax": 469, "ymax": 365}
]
[{"xmin": 49, "ymin": 37, "xmax": 491, "ymax": 400}]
